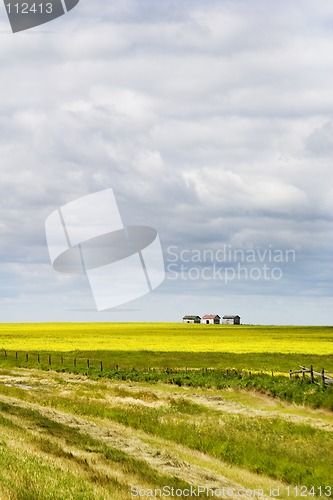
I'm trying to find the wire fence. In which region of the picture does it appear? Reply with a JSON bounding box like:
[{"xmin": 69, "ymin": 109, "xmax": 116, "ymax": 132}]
[{"xmin": 1, "ymin": 350, "xmax": 332, "ymax": 388}]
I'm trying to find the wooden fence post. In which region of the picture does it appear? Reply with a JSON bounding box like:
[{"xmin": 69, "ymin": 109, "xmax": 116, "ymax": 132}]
[
  {"xmin": 310, "ymin": 365, "xmax": 314, "ymax": 384},
  {"xmin": 15, "ymin": 352, "xmax": 18, "ymax": 360},
  {"xmin": 289, "ymin": 369, "xmax": 292, "ymax": 379},
  {"xmin": 322, "ymin": 368, "xmax": 326, "ymax": 388},
  {"xmin": 100, "ymin": 361, "xmax": 103, "ymax": 372},
  {"xmin": 4, "ymin": 350, "xmax": 6, "ymax": 358},
  {"xmin": 37, "ymin": 354, "xmax": 40, "ymax": 364},
  {"xmin": 60, "ymin": 356, "xmax": 63, "ymax": 365},
  {"xmin": 48, "ymin": 354, "xmax": 51, "ymax": 366},
  {"xmin": 74, "ymin": 358, "xmax": 76, "ymax": 368},
  {"xmin": 26, "ymin": 353, "xmax": 28, "ymax": 362},
  {"xmin": 87, "ymin": 359, "xmax": 90, "ymax": 369}
]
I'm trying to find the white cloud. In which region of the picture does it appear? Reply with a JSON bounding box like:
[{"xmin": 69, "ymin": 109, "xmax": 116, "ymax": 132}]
[{"xmin": 0, "ymin": 0, "xmax": 332, "ymax": 323}]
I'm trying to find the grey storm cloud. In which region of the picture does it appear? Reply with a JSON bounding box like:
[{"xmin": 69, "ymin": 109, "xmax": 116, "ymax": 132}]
[{"xmin": 0, "ymin": 0, "xmax": 332, "ymax": 324}]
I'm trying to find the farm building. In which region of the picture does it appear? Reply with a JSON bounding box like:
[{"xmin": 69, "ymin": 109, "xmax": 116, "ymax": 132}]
[
  {"xmin": 222, "ymin": 315, "xmax": 241, "ymax": 325},
  {"xmin": 201, "ymin": 314, "xmax": 221, "ymax": 324},
  {"xmin": 183, "ymin": 315, "xmax": 201, "ymax": 324}
]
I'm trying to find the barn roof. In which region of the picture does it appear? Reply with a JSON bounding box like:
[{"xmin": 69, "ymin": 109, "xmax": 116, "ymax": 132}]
[
  {"xmin": 223, "ymin": 315, "xmax": 240, "ymax": 319},
  {"xmin": 183, "ymin": 315, "xmax": 201, "ymax": 319},
  {"xmin": 202, "ymin": 314, "xmax": 221, "ymax": 319}
]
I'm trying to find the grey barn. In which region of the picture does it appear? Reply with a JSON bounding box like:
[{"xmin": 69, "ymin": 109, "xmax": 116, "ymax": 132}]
[
  {"xmin": 183, "ymin": 315, "xmax": 201, "ymax": 324},
  {"xmin": 222, "ymin": 315, "xmax": 241, "ymax": 325}
]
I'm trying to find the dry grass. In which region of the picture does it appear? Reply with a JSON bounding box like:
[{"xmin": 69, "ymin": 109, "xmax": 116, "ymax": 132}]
[{"xmin": 0, "ymin": 368, "xmax": 332, "ymax": 499}]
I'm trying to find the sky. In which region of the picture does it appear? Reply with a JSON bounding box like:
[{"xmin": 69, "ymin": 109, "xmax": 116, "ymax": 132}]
[{"xmin": 0, "ymin": 0, "xmax": 332, "ymax": 325}]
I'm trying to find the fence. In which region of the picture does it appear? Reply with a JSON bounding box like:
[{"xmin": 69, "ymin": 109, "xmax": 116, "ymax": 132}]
[
  {"xmin": 1, "ymin": 350, "xmax": 212, "ymax": 374},
  {"xmin": 1, "ymin": 350, "xmax": 113, "ymax": 372},
  {"xmin": 1, "ymin": 351, "xmax": 333, "ymax": 388},
  {"xmin": 0, "ymin": 350, "xmax": 278, "ymax": 376},
  {"xmin": 289, "ymin": 365, "xmax": 333, "ymax": 387}
]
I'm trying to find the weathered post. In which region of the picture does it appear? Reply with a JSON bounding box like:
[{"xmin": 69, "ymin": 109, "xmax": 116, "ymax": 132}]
[
  {"xmin": 48, "ymin": 354, "xmax": 51, "ymax": 366},
  {"xmin": 100, "ymin": 361, "xmax": 103, "ymax": 372},
  {"xmin": 322, "ymin": 368, "xmax": 326, "ymax": 388},
  {"xmin": 310, "ymin": 365, "xmax": 314, "ymax": 384},
  {"xmin": 26, "ymin": 353, "xmax": 28, "ymax": 362},
  {"xmin": 87, "ymin": 359, "xmax": 90, "ymax": 369}
]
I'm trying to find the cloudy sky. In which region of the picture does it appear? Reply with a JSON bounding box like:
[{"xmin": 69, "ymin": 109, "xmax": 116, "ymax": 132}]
[{"xmin": 0, "ymin": 0, "xmax": 332, "ymax": 324}]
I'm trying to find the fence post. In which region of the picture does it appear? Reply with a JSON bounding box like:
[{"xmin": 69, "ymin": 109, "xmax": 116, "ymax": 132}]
[
  {"xmin": 16, "ymin": 352, "xmax": 18, "ymax": 360},
  {"xmin": 74, "ymin": 358, "xmax": 76, "ymax": 368},
  {"xmin": 48, "ymin": 354, "xmax": 51, "ymax": 366},
  {"xmin": 37, "ymin": 354, "xmax": 40, "ymax": 364},
  {"xmin": 310, "ymin": 365, "xmax": 314, "ymax": 384},
  {"xmin": 4, "ymin": 350, "xmax": 6, "ymax": 358},
  {"xmin": 289, "ymin": 369, "xmax": 292, "ymax": 379},
  {"xmin": 87, "ymin": 359, "xmax": 90, "ymax": 369},
  {"xmin": 26, "ymin": 353, "xmax": 28, "ymax": 362},
  {"xmin": 100, "ymin": 361, "xmax": 103, "ymax": 372},
  {"xmin": 322, "ymin": 368, "xmax": 326, "ymax": 388}
]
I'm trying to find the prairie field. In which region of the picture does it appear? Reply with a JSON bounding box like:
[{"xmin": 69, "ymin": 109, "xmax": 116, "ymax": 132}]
[
  {"xmin": 0, "ymin": 323, "xmax": 332, "ymax": 499},
  {"xmin": 0, "ymin": 323, "xmax": 332, "ymax": 354}
]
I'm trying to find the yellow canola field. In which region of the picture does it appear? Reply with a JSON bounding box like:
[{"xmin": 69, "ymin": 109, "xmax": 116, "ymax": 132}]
[{"xmin": 0, "ymin": 323, "xmax": 332, "ymax": 354}]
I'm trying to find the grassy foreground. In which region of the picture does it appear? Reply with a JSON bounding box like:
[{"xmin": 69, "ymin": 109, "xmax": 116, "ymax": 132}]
[{"xmin": 0, "ymin": 368, "xmax": 332, "ymax": 499}]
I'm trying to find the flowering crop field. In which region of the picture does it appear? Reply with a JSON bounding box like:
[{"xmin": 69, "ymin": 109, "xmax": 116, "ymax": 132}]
[
  {"xmin": 0, "ymin": 323, "xmax": 332, "ymax": 355},
  {"xmin": 0, "ymin": 325, "xmax": 332, "ymax": 498}
]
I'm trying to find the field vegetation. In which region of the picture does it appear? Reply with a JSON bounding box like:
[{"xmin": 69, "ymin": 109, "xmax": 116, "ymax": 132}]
[
  {"xmin": 0, "ymin": 368, "xmax": 332, "ymax": 499},
  {"xmin": 0, "ymin": 323, "xmax": 332, "ymax": 355},
  {"xmin": 0, "ymin": 323, "xmax": 332, "ymax": 498}
]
